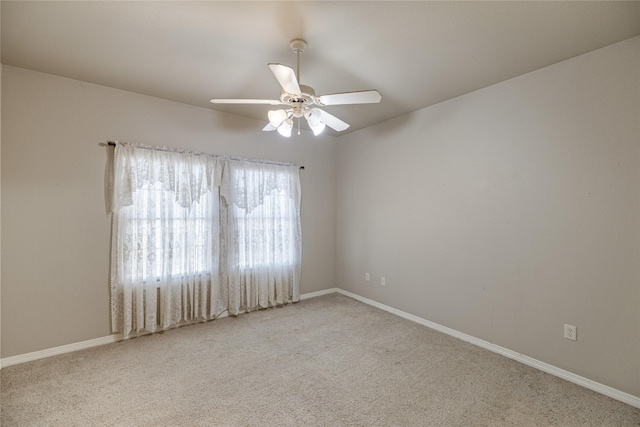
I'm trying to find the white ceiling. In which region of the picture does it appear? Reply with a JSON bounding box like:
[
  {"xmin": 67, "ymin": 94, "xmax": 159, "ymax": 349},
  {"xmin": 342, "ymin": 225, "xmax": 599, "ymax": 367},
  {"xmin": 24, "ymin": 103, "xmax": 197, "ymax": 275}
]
[{"xmin": 2, "ymin": 1, "xmax": 639, "ymax": 136}]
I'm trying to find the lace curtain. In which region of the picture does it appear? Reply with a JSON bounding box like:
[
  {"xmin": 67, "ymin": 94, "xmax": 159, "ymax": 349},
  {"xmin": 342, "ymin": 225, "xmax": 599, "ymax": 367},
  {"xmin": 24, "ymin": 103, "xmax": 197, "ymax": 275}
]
[
  {"xmin": 110, "ymin": 143, "xmax": 301, "ymax": 338},
  {"xmin": 221, "ymin": 159, "xmax": 302, "ymax": 314}
]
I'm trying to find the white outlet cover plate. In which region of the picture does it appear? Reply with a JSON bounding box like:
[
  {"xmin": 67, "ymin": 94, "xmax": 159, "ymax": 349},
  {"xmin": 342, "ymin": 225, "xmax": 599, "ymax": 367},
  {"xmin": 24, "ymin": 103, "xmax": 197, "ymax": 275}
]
[{"xmin": 564, "ymin": 324, "xmax": 577, "ymax": 341}]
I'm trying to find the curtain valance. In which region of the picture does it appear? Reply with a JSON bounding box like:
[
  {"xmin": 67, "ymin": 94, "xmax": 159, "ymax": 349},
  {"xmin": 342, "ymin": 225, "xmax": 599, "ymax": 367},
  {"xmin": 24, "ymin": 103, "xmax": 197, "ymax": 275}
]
[
  {"xmin": 111, "ymin": 142, "xmax": 300, "ymax": 212},
  {"xmin": 220, "ymin": 159, "xmax": 301, "ymax": 213}
]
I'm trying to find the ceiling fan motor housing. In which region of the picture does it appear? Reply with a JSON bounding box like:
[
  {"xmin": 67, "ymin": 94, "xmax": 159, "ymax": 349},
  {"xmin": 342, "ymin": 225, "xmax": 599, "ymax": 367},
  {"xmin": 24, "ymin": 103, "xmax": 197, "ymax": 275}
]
[
  {"xmin": 280, "ymin": 84, "xmax": 316, "ymax": 104},
  {"xmin": 281, "ymin": 84, "xmax": 317, "ymax": 117}
]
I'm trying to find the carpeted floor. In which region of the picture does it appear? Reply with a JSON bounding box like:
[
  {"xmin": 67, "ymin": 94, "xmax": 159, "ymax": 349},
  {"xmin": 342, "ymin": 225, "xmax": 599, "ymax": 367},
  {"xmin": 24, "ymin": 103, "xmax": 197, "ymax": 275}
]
[{"xmin": 2, "ymin": 293, "xmax": 639, "ymax": 426}]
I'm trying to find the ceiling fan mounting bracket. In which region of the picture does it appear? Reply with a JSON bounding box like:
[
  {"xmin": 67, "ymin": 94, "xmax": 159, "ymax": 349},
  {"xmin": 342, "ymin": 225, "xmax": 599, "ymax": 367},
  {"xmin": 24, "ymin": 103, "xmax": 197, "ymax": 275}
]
[{"xmin": 290, "ymin": 39, "xmax": 307, "ymax": 53}]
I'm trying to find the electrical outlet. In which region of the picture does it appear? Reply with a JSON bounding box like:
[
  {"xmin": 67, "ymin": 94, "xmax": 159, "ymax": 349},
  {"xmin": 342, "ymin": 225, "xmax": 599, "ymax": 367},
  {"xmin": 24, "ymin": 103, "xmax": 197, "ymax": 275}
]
[
  {"xmin": 564, "ymin": 324, "xmax": 577, "ymax": 341},
  {"xmin": 381, "ymin": 276, "xmax": 386, "ymax": 286},
  {"xmin": 365, "ymin": 273, "xmax": 370, "ymax": 282}
]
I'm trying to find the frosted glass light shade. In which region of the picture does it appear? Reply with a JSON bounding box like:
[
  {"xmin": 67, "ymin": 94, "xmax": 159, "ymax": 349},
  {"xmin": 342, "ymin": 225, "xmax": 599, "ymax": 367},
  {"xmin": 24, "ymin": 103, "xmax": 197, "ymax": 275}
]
[
  {"xmin": 268, "ymin": 109, "xmax": 288, "ymax": 127},
  {"xmin": 277, "ymin": 119, "xmax": 293, "ymax": 137},
  {"xmin": 309, "ymin": 122, "xmax": 326, "ymax": 136},
  {"xmin": 305, "ymin": 109, "xmax": 322, "ymax": 126}
]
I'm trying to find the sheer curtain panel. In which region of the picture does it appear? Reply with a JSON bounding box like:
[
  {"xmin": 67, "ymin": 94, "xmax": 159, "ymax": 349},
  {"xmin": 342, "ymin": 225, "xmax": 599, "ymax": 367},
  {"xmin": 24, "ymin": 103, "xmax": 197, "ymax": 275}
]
[
  {"xmin": 110, "ymin": 142, "xmax": 301, "ymax": 338},
  {"xmin": 220, "ymin": 159, "xmax": 302, "ymax": 315}
]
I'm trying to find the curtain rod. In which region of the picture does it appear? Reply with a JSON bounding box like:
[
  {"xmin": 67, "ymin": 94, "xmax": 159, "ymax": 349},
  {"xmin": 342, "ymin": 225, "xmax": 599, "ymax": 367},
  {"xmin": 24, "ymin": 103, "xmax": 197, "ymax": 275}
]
[{"xmin": 106, "ymin": 141, "xmax": 304, "ymax": 170}]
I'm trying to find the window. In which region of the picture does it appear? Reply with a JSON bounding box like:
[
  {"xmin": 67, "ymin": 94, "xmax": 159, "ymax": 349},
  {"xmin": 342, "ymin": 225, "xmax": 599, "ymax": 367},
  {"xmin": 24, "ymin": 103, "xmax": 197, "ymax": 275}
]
[
  {"xmin": 110, "ymin": 143, "xmax": 301, "ymax": 338},
  {"xmin": 233, "ymin": 185, "xmax": 299, "ymax": 270},
  {"xmin": 119, "ymin": 181, "xmax": 218, "ymax": 280}
]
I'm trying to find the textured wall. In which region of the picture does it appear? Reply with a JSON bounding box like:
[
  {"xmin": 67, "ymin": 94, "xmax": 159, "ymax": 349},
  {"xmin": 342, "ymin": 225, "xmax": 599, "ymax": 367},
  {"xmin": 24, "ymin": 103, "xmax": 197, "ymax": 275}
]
[
  {"xmin": 1, "ymin": 66, "xmax": 337, "ymax": 357},
  {"xmin": 336, "ymin": 37, "xmax": 640, "ymax": 397}
]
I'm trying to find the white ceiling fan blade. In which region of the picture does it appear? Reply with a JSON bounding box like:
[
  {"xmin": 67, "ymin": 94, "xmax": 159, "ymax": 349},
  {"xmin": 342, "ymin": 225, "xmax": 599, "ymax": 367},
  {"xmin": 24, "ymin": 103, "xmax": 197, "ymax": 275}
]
[
  {"xmin": 268, "ymin": 63, "xmax": 301, "ymax": 95},
  {"xmin": 262, "ymin": 123, "xmax": 277, "ymax": 131},
  {"xmin": 317, "ymin": 90, "xmax": 381, "ymax": 106},
  {"xmin": 210, "ymin": 98, "xmax": 283, "ymax": 105},
  {"xmin": 318, "ymin": 109, "xmax": 350, "ymax": 132}
]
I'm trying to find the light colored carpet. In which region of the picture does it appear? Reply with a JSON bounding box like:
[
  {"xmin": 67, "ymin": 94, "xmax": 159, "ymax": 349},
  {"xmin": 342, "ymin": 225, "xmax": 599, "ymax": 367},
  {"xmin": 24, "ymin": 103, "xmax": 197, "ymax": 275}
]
[{"xmin": 2, "ymin": 293, "xmax": 639, "ymax": 426}]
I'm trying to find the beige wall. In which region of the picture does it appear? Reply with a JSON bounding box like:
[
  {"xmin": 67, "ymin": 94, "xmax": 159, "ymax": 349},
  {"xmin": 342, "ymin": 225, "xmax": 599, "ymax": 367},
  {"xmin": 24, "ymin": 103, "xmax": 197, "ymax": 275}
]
[
  {"xmin": 2, "ymin": 33, "xmax": 639, "ymax": 401},
  {"xmin": 336, "ymin": 37, "xmax": 640, "ymax": 397},
  {"xmin": 0, "ymin": 66, "xmax": 337, "ymax": 357}
]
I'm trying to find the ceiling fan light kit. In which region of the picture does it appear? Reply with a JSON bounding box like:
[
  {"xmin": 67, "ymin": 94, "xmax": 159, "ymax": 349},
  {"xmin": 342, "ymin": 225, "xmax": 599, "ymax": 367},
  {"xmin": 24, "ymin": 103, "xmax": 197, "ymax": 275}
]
[
  {"xmin": 210, "ymin": 39, "xmax": 381, "ymax": 137},
  {"xmin": 277, "ymin": 118, "xmax": 293, "ymax": 137},
  {"xmin": 268, "ymin": 109, "xmax": 288, "ymax": 128},
  {"xmin": 309, "ymin": 121, "xmax": 326, "ymax": 136}
]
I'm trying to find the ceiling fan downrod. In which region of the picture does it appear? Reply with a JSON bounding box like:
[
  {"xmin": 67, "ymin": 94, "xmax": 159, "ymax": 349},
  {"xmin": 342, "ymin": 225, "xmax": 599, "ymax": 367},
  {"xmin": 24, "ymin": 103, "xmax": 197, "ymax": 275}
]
[{"xmin": 290, "ymin": 39, "xmax": 306, "ymax": 84}]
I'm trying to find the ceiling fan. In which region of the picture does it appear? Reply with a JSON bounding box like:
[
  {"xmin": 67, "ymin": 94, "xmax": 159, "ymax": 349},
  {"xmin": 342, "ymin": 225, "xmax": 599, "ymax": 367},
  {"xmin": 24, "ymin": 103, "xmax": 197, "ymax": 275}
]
[{"xmin": 210, "ymin": 39, "xmax": 381, "ymax": 137}]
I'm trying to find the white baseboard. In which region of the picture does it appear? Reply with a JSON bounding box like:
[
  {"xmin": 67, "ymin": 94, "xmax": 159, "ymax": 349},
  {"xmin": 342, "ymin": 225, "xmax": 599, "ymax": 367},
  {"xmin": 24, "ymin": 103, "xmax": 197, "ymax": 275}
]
[
  {"xmin": 2, "ymin": 287, "xmax": 638, "ymax": 410},
  {"xmin": 0, "ymin": 288, "xmax": 337, "ymax": 369},
  {"xmin": 300, "ymin": 287, "xmax": 338, "ymax": 300},
  {"xmin": 0, "ymin": 335, "xmax": 121, "ymax": 369},
  {"xmin": 336, "ymin": 288, "xmax": 640, "ymax": 409}
]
